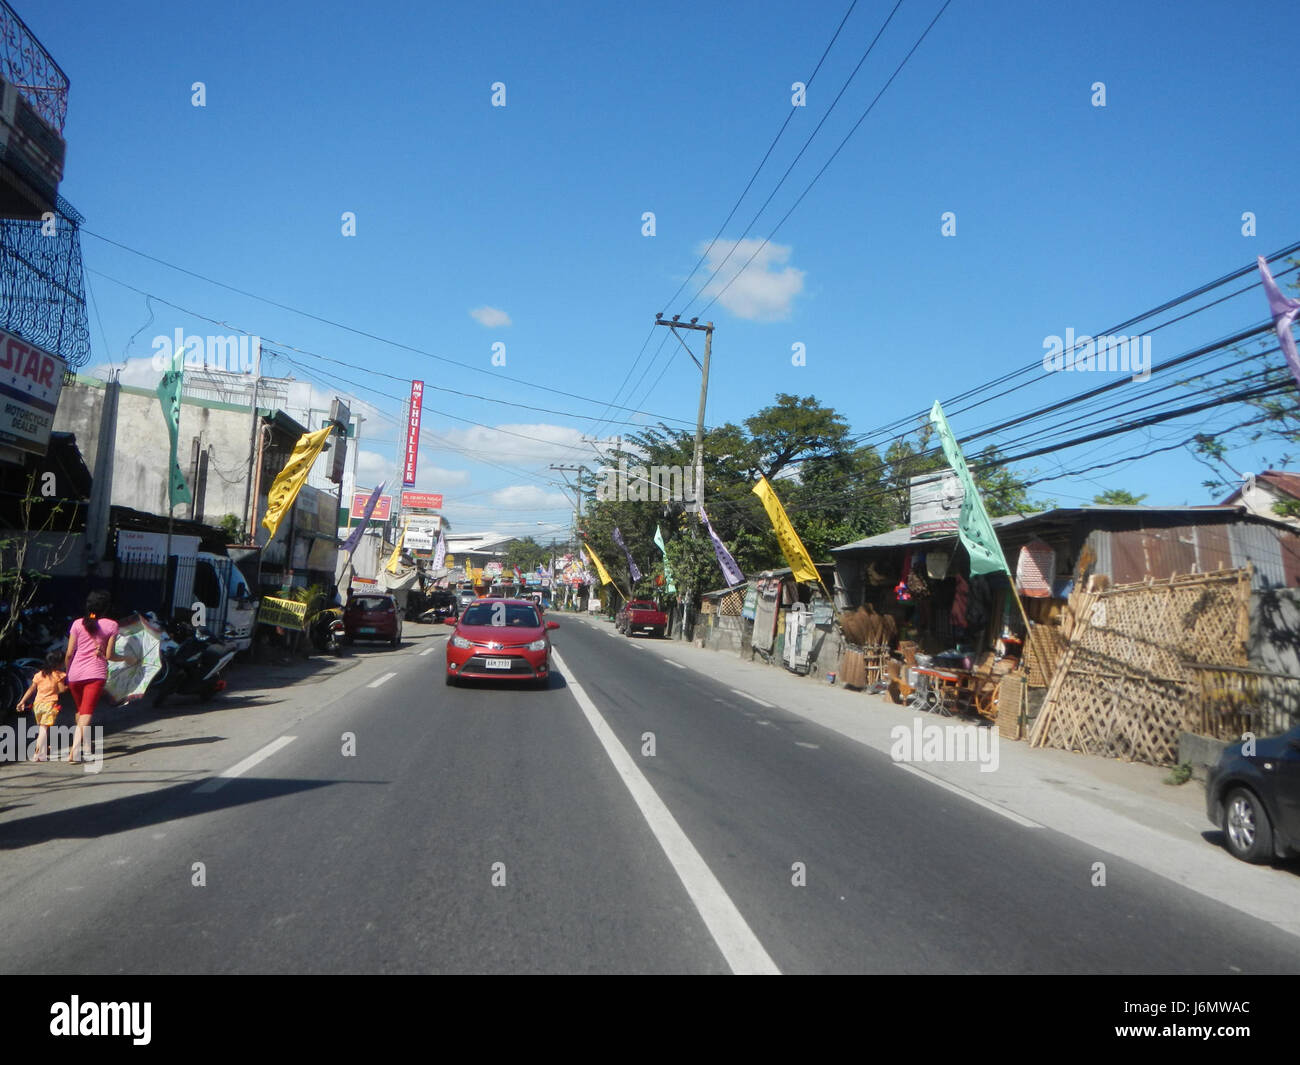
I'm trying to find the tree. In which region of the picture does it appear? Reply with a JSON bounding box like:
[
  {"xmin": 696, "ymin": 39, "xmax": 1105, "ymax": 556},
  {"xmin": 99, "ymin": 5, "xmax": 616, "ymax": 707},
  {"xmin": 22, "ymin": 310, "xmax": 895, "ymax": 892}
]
[
  {"xmin": 1184, "ymin": 256, "xmax": 1300, "ymax": 499},
  {"xmin": 1092, "ymin": 488, "xmax": 1147, "ymax": 505},
  {"xmin": 0, "ymin": 471, "xmax": 81, "ymax": 652},
  {"xmin": 504, "ymin": 537, "xmax": 551, "ymax": 573}
]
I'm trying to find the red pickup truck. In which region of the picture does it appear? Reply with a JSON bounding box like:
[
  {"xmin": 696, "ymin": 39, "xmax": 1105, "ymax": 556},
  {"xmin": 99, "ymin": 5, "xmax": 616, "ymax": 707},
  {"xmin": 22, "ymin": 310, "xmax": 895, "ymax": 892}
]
[{"xmin": 616, "ymin": 599, "xmax": 668, "ymax": 639}]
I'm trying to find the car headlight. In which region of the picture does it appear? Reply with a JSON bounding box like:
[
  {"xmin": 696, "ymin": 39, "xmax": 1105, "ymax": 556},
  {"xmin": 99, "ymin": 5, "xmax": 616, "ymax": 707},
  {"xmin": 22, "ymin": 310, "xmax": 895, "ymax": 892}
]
[
  {"xmin": 527, "ymin": 638, "xmax": 547, "ymax": 651},
  {"xmin": 451, "ymin": 635, "xmax": 473, "ymax": 649}
]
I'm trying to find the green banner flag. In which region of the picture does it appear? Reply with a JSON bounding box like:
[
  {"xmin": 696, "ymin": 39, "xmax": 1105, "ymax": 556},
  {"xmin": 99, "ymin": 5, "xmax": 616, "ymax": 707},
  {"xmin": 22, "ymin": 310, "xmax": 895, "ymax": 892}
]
[
  {"xmin": 929, "ymin": 400, "xmax": 1009, "ymax": 577},
  {"xmin": 156, "ymin": 370, "xmax": 193, "ymax": 509},
  {"xmin": 653, "ymin": 524, "xmax": 676, "ymax": 593}
]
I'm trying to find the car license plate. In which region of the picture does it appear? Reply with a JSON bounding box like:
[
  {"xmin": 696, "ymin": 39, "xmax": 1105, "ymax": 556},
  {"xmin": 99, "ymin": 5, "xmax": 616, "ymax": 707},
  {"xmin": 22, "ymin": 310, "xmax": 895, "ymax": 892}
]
[
  {"xmin": 484, "ymin": 658, "xmax": 512, "ymax": 670},
  {"xmin": 359, "ymin": 626, "xmax": 376, "ymax": 634}
]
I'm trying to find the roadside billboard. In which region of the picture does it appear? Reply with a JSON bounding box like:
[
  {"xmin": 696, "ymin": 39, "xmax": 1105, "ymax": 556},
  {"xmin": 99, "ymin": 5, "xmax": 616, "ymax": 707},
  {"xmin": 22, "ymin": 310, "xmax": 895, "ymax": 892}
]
[
  {"xmin": 405, "ymin": 516, "xmax": 439, "ymax": 551},
  {"xmin": 909, "ymin": 469, "xmax": 964, "ymax": 539},
  {"xmin": 402, "ymin": 381, "xmax": 423, "ymax": 487},
  {"xmin": 401, "ymin": 491, "xmax": 443, "ymax": 511},
  {"xmin": 350, "ymin": 491, "xmax": 392, "ymax": 521},
  {"xmin": 0, "ymin": 327, "xmax": 67, "ymax": 457}
]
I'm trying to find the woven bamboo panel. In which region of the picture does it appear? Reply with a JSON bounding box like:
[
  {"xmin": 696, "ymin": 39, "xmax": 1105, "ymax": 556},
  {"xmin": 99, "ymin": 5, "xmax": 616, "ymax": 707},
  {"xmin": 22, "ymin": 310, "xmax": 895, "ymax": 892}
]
[
  {"xmin": 1025, "ymin": 624, "xmax": 1068, "ymax": 687},
  {"xmin": 719, "ymin": 589, "xmax": 745, "ymax": 616},
  {"xmin": 1030, "ymin": 568, "xmax": 1251, "ymax": 766},
  {"xmin": 997, "ymin": 672, "xmax": 1026, "ymax": 740}
]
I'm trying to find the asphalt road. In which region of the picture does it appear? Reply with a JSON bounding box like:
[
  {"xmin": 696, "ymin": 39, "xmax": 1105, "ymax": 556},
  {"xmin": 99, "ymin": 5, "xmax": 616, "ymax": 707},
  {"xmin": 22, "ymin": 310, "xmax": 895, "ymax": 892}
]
[{"xmin": 1, "ymin": 617, "xmax": 1296, "ymax": 974}]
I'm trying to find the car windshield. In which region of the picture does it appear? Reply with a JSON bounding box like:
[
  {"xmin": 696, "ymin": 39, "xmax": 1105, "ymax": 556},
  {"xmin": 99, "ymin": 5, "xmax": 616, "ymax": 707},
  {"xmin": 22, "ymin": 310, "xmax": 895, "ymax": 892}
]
[
  {"xmin": 351, "ymin": 597, "xmax": 391, "ymax": 612},
  {"xmin": 461, "ymin": 603, "xmax": 540, "ymax": 628}
]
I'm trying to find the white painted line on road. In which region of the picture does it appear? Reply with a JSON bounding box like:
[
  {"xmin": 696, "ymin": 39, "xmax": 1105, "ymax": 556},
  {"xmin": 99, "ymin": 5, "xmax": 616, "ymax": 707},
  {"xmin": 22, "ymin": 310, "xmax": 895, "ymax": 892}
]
[
  {"xmin": 419, "ymin": 646, "xmax": 437, "ymax": 657},
  {"xmin": 551, "ymin": 648, "xmax": 780, "ymax": 976},
  {"xmin": 895, "ymin": 763, "xmax": 1042, "ymax": 829},
  {"xmin": 368, "ymin": 672, "xmax": 397, "ymax": 688},
  {"xmin": 795, "ymin": 741, "xmax": 820, "ymax": 749},
  {"xmin": 665, "ymin": 660, "xmax": 686, "ymax": 670},
  {"xmin": 195, "ymin": 736, "xmax": 297, "ymax": 794},
  {"xmin": 731, "ymin": 690, "xmax": 775, "ymax": 709}
]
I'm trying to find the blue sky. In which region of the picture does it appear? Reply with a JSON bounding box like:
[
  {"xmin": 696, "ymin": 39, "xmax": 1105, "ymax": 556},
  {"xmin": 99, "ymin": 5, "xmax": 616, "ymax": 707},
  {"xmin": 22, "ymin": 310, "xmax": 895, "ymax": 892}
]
[{"xmin": 31, "ymin": 0, "xmax": 1300, "ymax": 534}]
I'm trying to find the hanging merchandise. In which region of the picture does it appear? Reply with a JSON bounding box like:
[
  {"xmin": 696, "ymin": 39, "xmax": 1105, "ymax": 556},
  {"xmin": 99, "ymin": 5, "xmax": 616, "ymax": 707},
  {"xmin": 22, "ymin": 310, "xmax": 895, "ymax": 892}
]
[
  {"xmin": 926, "ymin": 550, "xmax": 951, "ymax": 580},
  {"xmin": 894, "ymin": 579, "xmax": 911, "ymax": 602},
  {"xmin": 1016, "ymin": 539, "xmax": 1056, "ymax": 599}
]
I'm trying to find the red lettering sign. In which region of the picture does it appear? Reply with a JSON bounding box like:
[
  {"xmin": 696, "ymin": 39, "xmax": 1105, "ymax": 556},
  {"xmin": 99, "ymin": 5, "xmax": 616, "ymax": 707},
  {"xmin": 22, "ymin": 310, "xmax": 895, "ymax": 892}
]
[{"xmin": 403, "ymin": 381, "xmax": 424, "ymax": 487}]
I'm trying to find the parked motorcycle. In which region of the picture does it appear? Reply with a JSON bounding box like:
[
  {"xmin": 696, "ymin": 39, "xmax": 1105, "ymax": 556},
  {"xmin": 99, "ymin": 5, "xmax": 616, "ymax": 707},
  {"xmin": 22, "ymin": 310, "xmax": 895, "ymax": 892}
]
[
  {"xmin": 309, "ymin": 608, "xmax": 346, "ymax": 657},
  {"xmin": 147, "ymin": 619, "xmax": 236, "ymax": 708}
]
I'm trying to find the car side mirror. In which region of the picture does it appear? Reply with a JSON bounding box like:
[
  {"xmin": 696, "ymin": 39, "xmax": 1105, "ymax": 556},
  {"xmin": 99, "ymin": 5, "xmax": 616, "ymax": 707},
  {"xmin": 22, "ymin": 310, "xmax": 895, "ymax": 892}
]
[{"xmin": 546, "ymin": 621, "xmax": 560, "ymax": 630}]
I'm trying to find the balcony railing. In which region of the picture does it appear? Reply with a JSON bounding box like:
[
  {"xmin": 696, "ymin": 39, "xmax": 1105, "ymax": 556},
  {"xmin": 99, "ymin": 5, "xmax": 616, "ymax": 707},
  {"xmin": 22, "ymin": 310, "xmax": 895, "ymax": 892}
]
[{"xmin": 0, "ymin": 1, "xmax": 68, "ymax": 132}]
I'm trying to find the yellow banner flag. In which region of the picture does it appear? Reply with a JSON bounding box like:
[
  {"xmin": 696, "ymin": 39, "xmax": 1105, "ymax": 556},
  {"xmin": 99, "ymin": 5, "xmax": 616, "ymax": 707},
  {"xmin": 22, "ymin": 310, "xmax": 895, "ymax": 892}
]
[
  {"xmin": 583, "ymin": 543, "xmax": 614, "ymax": 586},
  {"xmin": 261, "ymin": 425, "xmax": 333, "ymax": 540},
  {"xmin": 386, "ymin": 517, "xmax": 408, "ymax": 573},
  {"xmin": 753, "ymin": 474, "xmax": 819, "ymax": 583}
]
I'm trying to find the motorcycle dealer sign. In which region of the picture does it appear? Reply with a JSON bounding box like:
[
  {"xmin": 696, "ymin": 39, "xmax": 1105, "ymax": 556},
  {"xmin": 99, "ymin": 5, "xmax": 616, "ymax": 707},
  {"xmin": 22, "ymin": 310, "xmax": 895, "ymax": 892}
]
[{"xmin": 0, "ymin": 328, "xmax": 67, "ymax": 457}]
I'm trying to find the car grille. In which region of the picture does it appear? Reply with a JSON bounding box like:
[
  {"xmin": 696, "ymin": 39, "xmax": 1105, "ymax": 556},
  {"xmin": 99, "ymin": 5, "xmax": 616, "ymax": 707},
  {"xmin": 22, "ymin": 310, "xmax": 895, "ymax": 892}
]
[{"xmin": 463, "ymin": 654, "xmax": 535, "ymax": 674}]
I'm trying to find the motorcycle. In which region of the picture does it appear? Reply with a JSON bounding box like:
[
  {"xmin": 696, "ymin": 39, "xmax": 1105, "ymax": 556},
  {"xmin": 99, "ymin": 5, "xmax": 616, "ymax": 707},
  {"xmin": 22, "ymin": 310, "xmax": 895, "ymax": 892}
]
[
  {"xmin": 310, "ymin": 608, "xmax": 345, "ymax": 657},
  {"xmin": 109, "ymin": 613, "xmax": 235, "ymax": 709},
  {"xmin": 150, "ymin": 622, "xmax": 237, "ymax": 707}
]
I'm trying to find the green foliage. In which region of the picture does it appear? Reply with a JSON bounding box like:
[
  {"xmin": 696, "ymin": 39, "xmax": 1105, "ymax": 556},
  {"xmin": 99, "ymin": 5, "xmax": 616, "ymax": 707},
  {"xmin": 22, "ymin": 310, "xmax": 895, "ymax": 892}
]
[
  {"xmin": 504, "ymin": 536, "xmax": 551, "ymax": 572},
  {"xmin": 1163, "ymin": 763, "xmax": 1193, "ymax": 786},
  {"xmin": 217, "ymin": 513, "xmax": 243, "ymax": 542},
  {"xmin": 1092, "ymin": 488, "xmax": 1147, "ymax": 506}
]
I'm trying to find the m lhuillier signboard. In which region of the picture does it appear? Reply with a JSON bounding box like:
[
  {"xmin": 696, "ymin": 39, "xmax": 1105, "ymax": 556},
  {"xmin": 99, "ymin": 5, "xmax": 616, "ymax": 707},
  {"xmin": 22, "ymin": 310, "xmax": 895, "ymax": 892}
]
[
  {"xmin": 403, "ymin": 380, "xmax": 423, "ymax": 487},
  {"xmin": 0, "ymin": 327, "xmax": 66, "ymax": 458}
]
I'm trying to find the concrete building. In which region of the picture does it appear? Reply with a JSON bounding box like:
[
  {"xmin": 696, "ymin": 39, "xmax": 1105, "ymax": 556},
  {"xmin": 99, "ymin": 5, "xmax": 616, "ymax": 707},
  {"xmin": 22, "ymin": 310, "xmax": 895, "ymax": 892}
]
[{"xmin": 1221, "ymin": 470, "xmax": 1300, "ymax": 528}]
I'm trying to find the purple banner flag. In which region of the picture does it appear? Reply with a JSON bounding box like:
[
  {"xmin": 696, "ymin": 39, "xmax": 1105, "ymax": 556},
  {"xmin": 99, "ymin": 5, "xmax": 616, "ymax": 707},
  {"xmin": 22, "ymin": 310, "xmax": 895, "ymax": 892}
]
[
  {"xmin": 1258, "ymin": 256, "xmax": 1300, "ymax": 392},
  {"xmin": 342, "ymin": 481, "xmax": 385, "ymax": 556},
  {"xmin": 612, "ymin": 526, "xmax": 642, "ymax": 582},
  {"xmin": 432, "ymin": 528, "xmax": 446, "ymax": 570},
  {"xmin": 700, "ymin": 505, "xmax": 745, "ymax": 587}
]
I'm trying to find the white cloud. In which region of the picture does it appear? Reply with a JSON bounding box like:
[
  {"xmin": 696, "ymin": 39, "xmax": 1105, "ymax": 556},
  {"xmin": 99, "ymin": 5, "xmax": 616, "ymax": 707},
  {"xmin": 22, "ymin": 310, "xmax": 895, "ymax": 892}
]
[
  {"xmin": 487, "ymin": 484, "xmax": 572, "ymax": 509},
  {"xmin": 470, "ymin": 306, "xmax": 512, "ymax": 328},
  {"xmin": 436, "ymin": 422, "xmax": 593, "ymax": 463},
  {"xmin": 698, "ymin": 238, "xmax": 805, "ymax": 321}
]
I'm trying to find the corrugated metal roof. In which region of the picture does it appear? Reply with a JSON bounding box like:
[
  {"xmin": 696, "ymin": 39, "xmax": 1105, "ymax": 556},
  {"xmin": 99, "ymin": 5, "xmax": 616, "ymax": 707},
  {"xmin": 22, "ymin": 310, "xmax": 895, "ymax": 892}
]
[{"xmin": 1229, "ymin": 522, "xmax": 1287, "ymax": 589}]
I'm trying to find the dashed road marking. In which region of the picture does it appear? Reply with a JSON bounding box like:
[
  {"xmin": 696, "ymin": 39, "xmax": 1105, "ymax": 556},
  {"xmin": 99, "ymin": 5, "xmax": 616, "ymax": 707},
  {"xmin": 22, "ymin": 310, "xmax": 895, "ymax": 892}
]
[
  {"xmin": 368, "ymin": 672, "xmax": 397, "ymax": 688},
  {"xmin": 419, "ymin": 646, "xmax": 437, "ymax": 657},
  {"xmin": 195, "ymin": 736, "xmax": 297, "ymax": 794},
  {"xmin": 665, "ymin": 660, "xmax": 686, "ymax": 670},
  {"xmin": 731, "ymin": 690, "xmax": 775, "ymax": 709}
]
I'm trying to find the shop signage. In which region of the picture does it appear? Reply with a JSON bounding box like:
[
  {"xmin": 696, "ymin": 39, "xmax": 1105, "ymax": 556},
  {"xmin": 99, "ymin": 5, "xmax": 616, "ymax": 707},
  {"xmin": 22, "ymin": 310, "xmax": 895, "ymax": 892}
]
[
  {"xmin": 258, "ymin": 596, "xmax": 308, "ymax": 631},
  {"xmin": 401, "ymin": 491, "xmax": 442, "ymax": 511},
  {"xmin": 350, "ymin": 491, "xmax": 393, "ymax": 521},
  {"xmin": 0, "ymin": 327, "xmax": 66, "ymax": 457},
  {"xmin": 909, "ymin": 469, "xmax": 964, "ymax": 538}
]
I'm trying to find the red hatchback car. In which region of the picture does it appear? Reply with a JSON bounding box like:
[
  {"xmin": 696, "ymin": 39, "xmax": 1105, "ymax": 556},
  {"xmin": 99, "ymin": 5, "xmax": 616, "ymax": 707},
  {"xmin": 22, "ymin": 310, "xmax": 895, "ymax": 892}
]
[
  {"xmin": 343, "ymin": 593, "xmax": 403, "ymax": 648},
  {"xmin": 445, "ymin": 598, "xmax": 559, "ymax": 688}
]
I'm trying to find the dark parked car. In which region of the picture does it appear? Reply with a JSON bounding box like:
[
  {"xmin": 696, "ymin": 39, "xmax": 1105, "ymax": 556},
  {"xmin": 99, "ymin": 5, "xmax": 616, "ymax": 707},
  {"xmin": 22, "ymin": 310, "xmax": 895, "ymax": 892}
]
[
  {"xmin": 343, "ymin": 593, "xmax": 403, "ymax": 648},
  {"xmin": 1205, "ymin": 724, "xmax": 1300, "ymax": 863}
]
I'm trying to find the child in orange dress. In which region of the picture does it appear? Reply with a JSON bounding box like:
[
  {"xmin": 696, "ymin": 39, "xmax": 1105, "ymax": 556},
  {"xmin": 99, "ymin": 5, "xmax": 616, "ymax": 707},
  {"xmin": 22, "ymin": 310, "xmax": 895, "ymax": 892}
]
[{"xmin": 17, "ymin": 650, "xmax": 68, "ymax": 762}]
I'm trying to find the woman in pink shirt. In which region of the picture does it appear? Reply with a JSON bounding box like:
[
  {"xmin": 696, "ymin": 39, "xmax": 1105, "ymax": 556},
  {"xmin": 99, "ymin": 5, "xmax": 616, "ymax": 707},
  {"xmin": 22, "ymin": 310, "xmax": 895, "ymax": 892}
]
[{"xmin": 63, "ymin": 590, "xmax": 124, "ymax": 764}]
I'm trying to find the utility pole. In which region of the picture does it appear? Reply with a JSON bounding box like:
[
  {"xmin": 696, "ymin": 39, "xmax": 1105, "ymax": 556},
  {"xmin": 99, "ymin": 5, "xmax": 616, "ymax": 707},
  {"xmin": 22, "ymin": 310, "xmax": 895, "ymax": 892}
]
[
  {"xmin": 549, "ymin": 463, "xmax": 587, "ymax": 552},
  {"xmin": 654, "ymin": 315, "xmax": 712, "ymax": 518}
]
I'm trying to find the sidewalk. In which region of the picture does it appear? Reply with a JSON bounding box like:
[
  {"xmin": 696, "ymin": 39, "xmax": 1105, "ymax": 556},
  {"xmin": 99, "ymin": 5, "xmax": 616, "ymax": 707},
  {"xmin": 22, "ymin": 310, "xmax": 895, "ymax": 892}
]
[{"xmin": 568, "ymin": 612, "xmax": 1300, "ymax": 937}]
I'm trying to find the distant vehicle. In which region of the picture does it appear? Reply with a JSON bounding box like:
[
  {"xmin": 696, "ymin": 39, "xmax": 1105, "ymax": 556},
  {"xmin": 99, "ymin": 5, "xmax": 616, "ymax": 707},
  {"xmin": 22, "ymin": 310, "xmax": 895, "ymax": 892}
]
[
  {"xmin": 343, "ymin": 593, "xmax": 403, "ymax": 649},
  {"xmin": 457, "ymin": 590, "xmax": 477, "ymax": 610},
  {"xmin": 1205, "ymin": 724, "xmax": 1300, "ymax": 863},
  {"xmin": 421, "ymin": 590, "xmax": 460, "ymax": 624},
  {"xmin": 445, "ymin": 598, "xmax": 560, "ymax": 688},
  {"xmin": 616, "ymin": 599, "xmax": 667, "ymax": 638}
]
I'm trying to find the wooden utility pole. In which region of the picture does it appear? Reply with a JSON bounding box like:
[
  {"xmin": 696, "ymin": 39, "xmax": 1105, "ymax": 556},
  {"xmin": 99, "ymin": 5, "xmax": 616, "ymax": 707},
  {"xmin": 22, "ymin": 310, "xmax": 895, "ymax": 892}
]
[{"xmin": 654, "ymin": 315, "xmax": 712, "ymax": 518}]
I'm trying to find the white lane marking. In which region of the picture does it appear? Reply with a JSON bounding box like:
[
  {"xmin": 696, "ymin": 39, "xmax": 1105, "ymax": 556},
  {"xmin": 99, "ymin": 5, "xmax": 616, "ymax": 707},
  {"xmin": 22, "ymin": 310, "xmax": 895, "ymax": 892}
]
[
  {"xmin": 665, "ymin": 660, "xmax": 686, "ymax": 670},
  {"xmin": 894, "ymin": 763, "xmax": 1042, "ymax": 828},
  {"xmin": 419, "ymin": 646, "xmax": 438, "ymax": 657},
  {"xmin": 795, "ymin": 741, "xmax": 820, "ymax": 749},
  {"xmin": 551, "ymin": 649, "xmax": 780, "ymax": 975},
  {"xmin": 731, "ymin": 690, "xmax": 775, "ymax": 709},
  {"xmin": 368, "ymin": 672, "xmax": 397, "ymax": 688},
  {"xmin": 195, "ymin": 736, "xmax": 297, "ymax": 794}
]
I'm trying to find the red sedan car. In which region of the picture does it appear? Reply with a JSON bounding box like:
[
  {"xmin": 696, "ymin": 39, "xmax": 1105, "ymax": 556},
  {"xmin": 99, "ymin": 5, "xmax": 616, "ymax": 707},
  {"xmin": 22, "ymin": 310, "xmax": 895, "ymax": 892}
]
[
  {"xmin": 343, "ymin": 593, "xmax": 403, "ymax": 648},
  {"xmin": 445, "ymin": 599, "xmax": 559, "ymax": 688}
]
